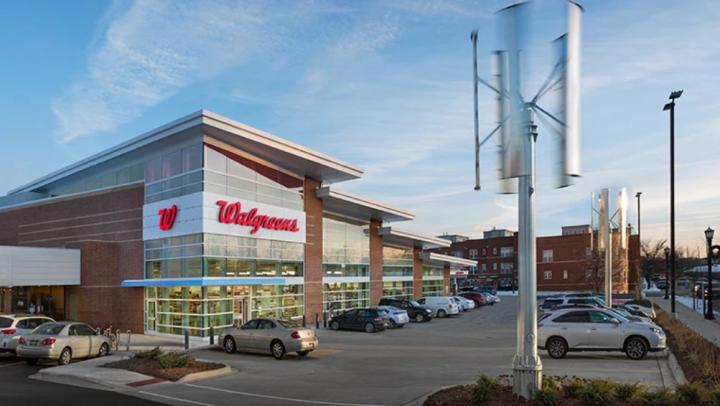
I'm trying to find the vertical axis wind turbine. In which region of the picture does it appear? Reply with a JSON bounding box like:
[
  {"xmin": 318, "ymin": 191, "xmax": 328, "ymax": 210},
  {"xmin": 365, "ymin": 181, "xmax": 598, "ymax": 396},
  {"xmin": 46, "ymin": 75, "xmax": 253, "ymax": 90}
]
[
  {"xmin": 591, "ymin": 188, "xmax": 629, "ymax": 305},
  {"xmin": 470, "ymin": 1, "xmax": 583, "ymax": 399}
]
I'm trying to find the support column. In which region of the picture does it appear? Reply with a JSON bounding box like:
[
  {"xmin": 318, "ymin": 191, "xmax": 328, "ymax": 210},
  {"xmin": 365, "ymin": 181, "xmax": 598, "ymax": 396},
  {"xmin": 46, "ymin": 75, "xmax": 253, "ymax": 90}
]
[
  {"xmin": 412, "ymin": 246, "xmax": 423, "ymax": 299},
  {"xmin": 443, "ymin": 265, "xmax": 451, "ymax": 295},
  {"xmin": 1, "ymin": 288, "xmax": 12, "ymax": 314},
  {"xmin": 303, "ymin": 178, "xmax": 324, "ymax": 321},
  {"xmin": 369, "ymin": 220, "xmax": 383, "ymax": 305}
]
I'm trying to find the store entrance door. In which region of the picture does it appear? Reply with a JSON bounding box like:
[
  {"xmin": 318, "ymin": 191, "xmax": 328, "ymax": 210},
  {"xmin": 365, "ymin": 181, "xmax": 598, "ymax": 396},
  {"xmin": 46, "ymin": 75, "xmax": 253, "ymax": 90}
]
[
  {"xmin": 233, "ymin": 296, "xmax": 249, "ymax": 327},
  {"xmin": 146, "ymin": 299, "xmax": 157, "ymax": 332}
]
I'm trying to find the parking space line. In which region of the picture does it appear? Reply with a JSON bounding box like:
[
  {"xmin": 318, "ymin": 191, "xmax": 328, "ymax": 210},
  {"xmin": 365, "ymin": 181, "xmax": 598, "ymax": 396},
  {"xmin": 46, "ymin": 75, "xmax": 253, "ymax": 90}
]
[
  {"xmin": 0, "ymin": 361, "xmax": 24, "ymax": 368},
  {"xmin": 138, "ymin": 391, "xmax": 218, "ymax": 406},
  {"xmin": 183, "ymin": 383, "xmax": 389, "ymax": 406}
]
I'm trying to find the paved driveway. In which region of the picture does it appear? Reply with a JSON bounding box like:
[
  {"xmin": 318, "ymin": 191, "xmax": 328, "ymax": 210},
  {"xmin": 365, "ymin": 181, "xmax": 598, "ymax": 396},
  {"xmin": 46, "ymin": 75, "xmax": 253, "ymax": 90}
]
[{"xmin": 133, "ymin": 296, "xmax": 669, "ymax": 406}]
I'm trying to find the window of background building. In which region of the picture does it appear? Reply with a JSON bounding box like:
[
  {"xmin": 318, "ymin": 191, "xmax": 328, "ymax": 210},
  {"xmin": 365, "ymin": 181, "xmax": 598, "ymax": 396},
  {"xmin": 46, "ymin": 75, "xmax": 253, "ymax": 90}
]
[
  {"xmin": 500, "ymin": 262, "xmax": 513, "ymax": 274},
  {"xmin": 481, "ymin": 264, "xmax": 487, "ymax": 271},
  {"xmin": 382, "ymin": 246, "xmax": 413, "ymax": 276},
  {"xmin": 469, "ymin": 249, "xmax": 478, "ymax": 259},
  {"xmin": 493, "ymin": 247, "xmax": 497, "ymax": 255},
  {"xmin": 492, "ymin": 263, "xmax": 497, "ymax": 271},
  {"xmin": 482, "ymin": 248, "xmax": 486, "ymax": 256},
  {"xmin": 500, "ymin": 247, "xmax": 513, "ymax": 258},
  {"xmin": 543, "ymin": 249, "xmax": 554, "ymax": 263},
  {"xmin": 563, "ymin": 270, "xmax": 568, "ymax": 280},
  {"xmin": 544, "ymin": 271, "xmax": 553, "ymax": 280}
]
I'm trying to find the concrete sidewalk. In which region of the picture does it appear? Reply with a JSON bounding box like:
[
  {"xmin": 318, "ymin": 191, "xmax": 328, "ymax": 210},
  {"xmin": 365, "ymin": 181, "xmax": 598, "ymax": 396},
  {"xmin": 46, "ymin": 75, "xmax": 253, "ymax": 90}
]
[
  {"xmin": 652, "ymin": 298, "xmax": 720, "ymax": 348},
  {"xmin": 31, "ymin": 354, "xmax": 156, "ymax": 391}
]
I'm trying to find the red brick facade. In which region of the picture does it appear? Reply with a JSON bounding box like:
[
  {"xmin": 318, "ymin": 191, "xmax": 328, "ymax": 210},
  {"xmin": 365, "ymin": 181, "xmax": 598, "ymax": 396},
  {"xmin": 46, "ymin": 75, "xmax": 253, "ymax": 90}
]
[
  {"xmin": 0, "ymin": 185, "xmax": 144, "ymax": 331},
  {"xmin": 303, "ymin": 178, "xmax": 324, "ymax": 320}
]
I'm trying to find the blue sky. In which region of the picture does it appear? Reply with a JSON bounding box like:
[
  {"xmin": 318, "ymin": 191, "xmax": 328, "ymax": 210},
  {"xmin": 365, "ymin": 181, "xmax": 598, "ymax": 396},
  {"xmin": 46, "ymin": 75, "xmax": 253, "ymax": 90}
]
[{"xmin": 0, "ymin": 0, "xmax": 718, "ymax": 252}]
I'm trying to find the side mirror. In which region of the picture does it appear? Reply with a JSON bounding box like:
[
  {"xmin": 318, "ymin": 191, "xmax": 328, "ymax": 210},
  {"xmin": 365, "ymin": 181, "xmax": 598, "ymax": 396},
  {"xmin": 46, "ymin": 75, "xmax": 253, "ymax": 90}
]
[{"xmin": 611, "ymin": 318, "xmax": 620, "ymax": 325}]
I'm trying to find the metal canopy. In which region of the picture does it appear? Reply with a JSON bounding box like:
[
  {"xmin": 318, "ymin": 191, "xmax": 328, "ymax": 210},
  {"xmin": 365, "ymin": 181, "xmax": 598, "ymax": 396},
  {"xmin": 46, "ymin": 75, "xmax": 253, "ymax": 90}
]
[
  {"xmin": 378, "ymin": 227, "xmax": 451, "ymax": 249},
  {"xmin": 316, "ymin": 187, "xmax": 415, "ymax": 223},
  {"xmin": 9, "ymin": 110, "xmax": 363, "ymax": 195},
  {"xmin": 420, "ymin": 252, "xmax": 476, "ymax": 268}
]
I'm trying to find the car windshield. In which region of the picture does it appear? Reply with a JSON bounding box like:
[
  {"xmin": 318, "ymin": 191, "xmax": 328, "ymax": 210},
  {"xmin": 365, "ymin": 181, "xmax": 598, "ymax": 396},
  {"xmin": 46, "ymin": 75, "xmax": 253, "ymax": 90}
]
[
  {"xmin": 603, "ymin": 309, "xmax": 630, "ymax": 323},
  {"xmin": 34, "ymin": 323, "xmax": 65, "ymax": 335},
  {"xmin": 0, "ymin": 317, "xmax": 12, "ymax": 328},
  {"xmin": 408, "ymin": 300, "xmax": 421, "ymax": 307}
]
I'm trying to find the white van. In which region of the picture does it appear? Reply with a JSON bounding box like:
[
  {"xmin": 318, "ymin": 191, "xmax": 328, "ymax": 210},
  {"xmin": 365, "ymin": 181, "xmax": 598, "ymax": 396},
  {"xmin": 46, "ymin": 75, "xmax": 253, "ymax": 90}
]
[{"xmin": 417, "ymin": 297, "xmax": 461, "ymax": 318}]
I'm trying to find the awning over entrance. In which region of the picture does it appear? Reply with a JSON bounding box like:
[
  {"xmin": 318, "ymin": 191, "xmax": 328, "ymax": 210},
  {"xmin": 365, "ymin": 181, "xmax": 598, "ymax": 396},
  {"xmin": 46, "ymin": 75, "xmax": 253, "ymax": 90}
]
[
  {"xmin": 0, "ymin": 246, "xmax": 80, "ymax": 286},
  {"xmin": 316, "ymin": 187, "xmax": 415, "ymax": 223},
  {"xmin": 121, "ymin": 277, "xmax": 298, "ymax": 287},
  {"xmin": 420, "ymin": 252, "xmax": 476, "ymax": 272},
  {"xmin": 378, "ymin": 227, "xmax": 451, "ymax": 249}
]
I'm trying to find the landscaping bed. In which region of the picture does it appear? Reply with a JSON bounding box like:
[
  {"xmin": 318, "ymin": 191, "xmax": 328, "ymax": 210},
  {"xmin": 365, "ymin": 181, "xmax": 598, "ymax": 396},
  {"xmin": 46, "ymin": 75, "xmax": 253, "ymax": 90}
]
[
  {"xmin": 103, "ymin": 347, "xmax": 225, "ymax": 381},
  {"xmin": 654, "ymin": 305, "xmax": 720, "ymax": 386},
  {"xmin": 424, "ymin": 375, "xmax": 720, "ymax": 406}
]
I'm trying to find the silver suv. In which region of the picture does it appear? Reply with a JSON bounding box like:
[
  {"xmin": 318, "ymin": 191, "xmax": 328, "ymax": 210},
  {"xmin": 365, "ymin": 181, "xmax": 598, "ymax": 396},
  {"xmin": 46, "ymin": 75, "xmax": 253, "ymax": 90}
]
[
  {"xmin": 0, "ymin": 314, "xmax": 55, "ymax": 354},
  {"xmin": 537, "ymin": 308, "xmax": 666, "ymax": 360}
]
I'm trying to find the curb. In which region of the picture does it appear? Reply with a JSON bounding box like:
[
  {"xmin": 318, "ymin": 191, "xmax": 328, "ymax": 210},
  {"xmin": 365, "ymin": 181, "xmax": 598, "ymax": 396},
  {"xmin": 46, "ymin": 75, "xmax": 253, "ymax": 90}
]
[
  {"xmin": 666, "ymin": 351, "xmax": 687, "ymax": 385},
  {"xmin": 30, "ymin": 369, "xmax": 131, "ymax": 392},
  {"xmin": 177, "ymin": 365, "xmax": 233, "ymax": 383}
]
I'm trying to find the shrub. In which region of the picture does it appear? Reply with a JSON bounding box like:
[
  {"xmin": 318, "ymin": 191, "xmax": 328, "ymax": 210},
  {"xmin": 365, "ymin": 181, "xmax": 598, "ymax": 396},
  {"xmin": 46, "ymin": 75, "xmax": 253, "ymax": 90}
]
[
  {"xmin": 637, "ymin": 388, "xmax": 675, "ymax": 406},
  {"xmin": 614, "ymin": 382, "xmax": 643, "ymax": 401},
  {"xmin": 157, "ymin": 352, "xmax": 192, "ymax": 369},
  {"xmin": 134, "ymin": 347, "xmax": 162, "ymax": 360},
  {"xmin": 472, "ymin": 375, "xmax": 501, "ymax": 403},
  {"xmin": 562, "ymin": 377, "xmax": 586, "ymax": 399},
  {"xmin": 533, "ymin": 387, "xmax": 558, "ymax": 406},
  {"xmin": 578, "ymin": 378, "xmax": 616, "ymax": 406},
  {"xmin": 675, "ymin": 382, "xmax": 706, "ymax": 404},
  {"xmin": 708, "ymin": 386, "xmax": 720, "ymax": 406}
]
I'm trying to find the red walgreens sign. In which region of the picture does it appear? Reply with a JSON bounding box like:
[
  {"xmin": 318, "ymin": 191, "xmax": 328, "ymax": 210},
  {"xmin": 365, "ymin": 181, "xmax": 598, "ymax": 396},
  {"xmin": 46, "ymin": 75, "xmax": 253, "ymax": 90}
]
[
  {"xmin": 216, "ymin": 200, "xmax": 300, "ymax": 234},
  {"xmin": 158, "ymin": 205, "xmax": 178, "ymax": 230}
]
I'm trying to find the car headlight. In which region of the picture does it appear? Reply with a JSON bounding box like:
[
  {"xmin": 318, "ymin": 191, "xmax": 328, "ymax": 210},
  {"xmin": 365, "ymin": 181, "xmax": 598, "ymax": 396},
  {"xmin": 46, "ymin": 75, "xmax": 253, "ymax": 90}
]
[
  {"xmin": 649, "ymin": 327, "xmax": 663, "ymax": 334},
  {"xmin": 425, "ymin": 309, "xmax": 432, "ymax": 314}
]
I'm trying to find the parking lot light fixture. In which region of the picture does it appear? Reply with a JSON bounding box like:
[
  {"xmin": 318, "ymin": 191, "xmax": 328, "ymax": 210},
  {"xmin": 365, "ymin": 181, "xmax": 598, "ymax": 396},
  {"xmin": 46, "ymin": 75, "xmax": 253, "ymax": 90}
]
[
  {"xmin": 664, "ymin": 247, "xmax": 670, "ymax": 300},
  {"xmin": 705, "ymin": 227, "xmax": 715, "ymax": 320},
  {"xmin": 663, "ymin": 90, "xmax": 682, "ymax": 317}
]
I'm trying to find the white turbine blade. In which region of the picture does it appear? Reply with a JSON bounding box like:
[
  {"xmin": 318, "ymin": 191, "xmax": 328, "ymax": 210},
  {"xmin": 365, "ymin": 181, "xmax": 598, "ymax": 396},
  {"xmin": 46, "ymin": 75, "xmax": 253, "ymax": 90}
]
[
  {"xmin": 598, "ymin": 189, "xmax": 609, "ymax": 251},
  {"xmin": 554, "ymin": 1, "xmax": 583, "ymax": 188},
  {"xmin": 496, "ymin": 3, "xmax": 530, "ymax": 180},
  {"xmin": 617, "ymin": 188, "xmax": 628, "ymax": 249}
]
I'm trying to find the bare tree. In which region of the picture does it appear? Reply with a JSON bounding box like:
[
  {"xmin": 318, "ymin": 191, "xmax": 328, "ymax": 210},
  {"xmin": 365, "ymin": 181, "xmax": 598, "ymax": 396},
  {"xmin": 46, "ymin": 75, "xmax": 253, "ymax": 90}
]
[
  {"xmin": 640, "ymin": 239, "xmax": 667, "ymax": 284},
  {"xmin": 584, "ymin": 248, "xmax": 625, "ymax": 293}
]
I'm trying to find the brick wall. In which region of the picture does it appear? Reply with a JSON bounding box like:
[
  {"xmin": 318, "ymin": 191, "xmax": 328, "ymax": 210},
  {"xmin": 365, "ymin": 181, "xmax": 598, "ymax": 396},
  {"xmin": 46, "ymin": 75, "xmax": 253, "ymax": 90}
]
[
  {"xmin": 412, "ymin": 246, "xmax": 423, "ymax": 299},
  {"xmin": 0, "ymin": 185, "xmax": 144, "ymax": 331},
  {"xmin": 369, "ymin": 219, "xmax": 383, "ymax": 305},
  {"xmin": 303, "ymin": 178, "xmax": 324, "ymax": 320}
]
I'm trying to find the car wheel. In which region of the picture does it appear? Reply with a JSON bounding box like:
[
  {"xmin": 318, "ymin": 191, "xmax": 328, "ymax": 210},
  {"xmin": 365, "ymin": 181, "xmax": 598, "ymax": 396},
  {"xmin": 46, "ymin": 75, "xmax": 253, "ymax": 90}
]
[
  {"xmin": 271, "ymin": 340, "xmax": 286, "ymax": 360},
  {"xmin": 364, "ymin": 323, "xmax": 375, "ymax": 333},
  {"xmin": 330, "ymin": 321, "xmax": 340, "ymax": 330},
  {"xmin": 223, "ymin": 336, "xmax": 237, "ymax": 354},
  {"xmin": 387, "ymin": 319, "xmax": 396, "ymax": 329},
  {"xmin": 97, "ymin": 343, "xmax": 109, "ymax": 357},
  {"xmin": 297, "ymin": 351, "xmax": 309, "ymax": 357},
  {"xmin": 625, "ymin": 337, "xmax": 648, "ymax": 360},
  {"xmin": 546, "ymin": 337, "xmax": 568, "ymax": 359},
  {"xmin": 415, "ymin": 314, "xmax": 425, "ymax": 323},
  {"xmin": 397, "ymin": 324, "xmax": 404, "ymax": 328},
  {"xmin": 58, "ymin": 348, "xmax": 72, "ymax": 365},
  {"xmin": 25, "ymin": 358, "xmax": 38, "ymax": 366},
  {"xmin": 437, "ymin": 309, "xmax": 447, "ymax": 318}
]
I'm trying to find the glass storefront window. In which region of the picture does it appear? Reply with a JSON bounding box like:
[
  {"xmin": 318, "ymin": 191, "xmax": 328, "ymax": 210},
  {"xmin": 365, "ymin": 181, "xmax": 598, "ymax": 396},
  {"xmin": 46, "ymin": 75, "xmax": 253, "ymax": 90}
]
[
  {"xmin": 423, "ymin": 265, "xmax": 443, "ymax": 277},
  {"xmin": 205, "ymin": 258, "xmax": 226, "ymax": 277},
  {"xmin": 382, "ymin": 281, "xmax": 413, "ymax": 300},
  {"xmin": 422, "ymin": 280, "xmax": 444, "ymax": 297},
  {"xmin": 323, "ymin": 282, "xmax": 369, "ymax": 313}
]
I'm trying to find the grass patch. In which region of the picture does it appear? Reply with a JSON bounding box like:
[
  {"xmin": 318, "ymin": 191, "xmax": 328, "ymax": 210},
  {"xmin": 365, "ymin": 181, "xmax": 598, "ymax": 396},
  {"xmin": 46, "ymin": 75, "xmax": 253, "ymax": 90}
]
[{"xmin": 654, "ymin": 305, "xmax": 720, "ymax": 386}]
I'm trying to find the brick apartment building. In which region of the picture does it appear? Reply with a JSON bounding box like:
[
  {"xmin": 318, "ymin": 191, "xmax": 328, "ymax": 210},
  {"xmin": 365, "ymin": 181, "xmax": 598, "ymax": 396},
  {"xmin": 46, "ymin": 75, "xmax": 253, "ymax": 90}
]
[{"xmin": 436, "ymin": 225, "xmax": 640, "ymax": 293}]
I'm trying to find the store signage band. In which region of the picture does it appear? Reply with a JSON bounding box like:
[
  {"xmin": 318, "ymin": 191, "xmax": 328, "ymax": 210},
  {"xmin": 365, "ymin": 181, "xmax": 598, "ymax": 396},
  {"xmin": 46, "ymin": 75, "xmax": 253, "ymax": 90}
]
[{"xmin": 156, "ymin": 200, "xmax": 300, "ymax": 234}]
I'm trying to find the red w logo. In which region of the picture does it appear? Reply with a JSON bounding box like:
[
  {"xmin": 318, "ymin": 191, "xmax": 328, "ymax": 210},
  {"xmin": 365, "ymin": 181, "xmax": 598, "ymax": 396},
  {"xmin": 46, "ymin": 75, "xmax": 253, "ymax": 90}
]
[{"xmin": 158, "ymin": 205, "xmax": 178, "ymax": 231}]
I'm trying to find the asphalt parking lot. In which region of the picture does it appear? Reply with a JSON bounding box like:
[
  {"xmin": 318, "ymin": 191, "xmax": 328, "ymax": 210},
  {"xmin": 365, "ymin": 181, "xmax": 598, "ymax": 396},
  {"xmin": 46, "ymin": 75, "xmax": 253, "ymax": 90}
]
[
  {"xmin": 0, "ymin": 353, "xmax": 161, "ymax": 405},
  {"xmin": 131, "ymin": 296, "xmax": 670, "ymax": 406}
]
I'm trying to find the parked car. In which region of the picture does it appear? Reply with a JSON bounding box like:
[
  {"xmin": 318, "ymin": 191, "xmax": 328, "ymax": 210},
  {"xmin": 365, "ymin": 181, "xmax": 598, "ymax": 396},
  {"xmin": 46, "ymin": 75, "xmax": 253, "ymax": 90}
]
[
  {"xmin": 537, "ymin": 308, "xmax": 666, "ymax": 360},
  {"xmin": 540, "ymin": 297, "xmax": 565, "ymax": 310},
  {"xmin": 611, "ymin": 305, "xmax": 654, "ymax": 324},
  {"xmin": 454, "ymin": 296, "xmax": 475, "ymax": 311},
  {"xmin": 459, "ymin": 292, "xmax": 486, "ymax": 307},
  {"xmin": 482, "ymin": 292, "xmax": 500, "ymax": 305},
  {"xmin": 221, "ymin": 318, "xmax": 318, "ymax": 359},
  {"xmin": 417, "ymin": 296, "xmax": 461, "ymax": 318},
  {"xmin": 329, "ymin": 308, "xmax": 387, "ymax": 333},
  {"xmin": 16, "ymin": 322, "xmax": 111, "ymax": 365},
  {"xmin": 0, "ymin": 314, "xmax": 55, "ymax": 354},
  {"xmin": 378, "ymin": 298, "xmax": 432, "ymax": 322},
  {"xmin": 376, "ymin": 306, "xmax": 410, "ymax": 328},
  {"xmin": 460, "ymin": 285, "xmax": 498, "ymax": 296},
  {"xmin": 623, "ymin": 300, "xmax": 656, "ymax": 318}
]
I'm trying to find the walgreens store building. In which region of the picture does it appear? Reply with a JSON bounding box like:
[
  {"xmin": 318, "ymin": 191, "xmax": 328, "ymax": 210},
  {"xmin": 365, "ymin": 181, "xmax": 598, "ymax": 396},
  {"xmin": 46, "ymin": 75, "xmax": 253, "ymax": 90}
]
[{"xmin": 0, "ymin": 111, "xmax": 473, "ymax": 337}]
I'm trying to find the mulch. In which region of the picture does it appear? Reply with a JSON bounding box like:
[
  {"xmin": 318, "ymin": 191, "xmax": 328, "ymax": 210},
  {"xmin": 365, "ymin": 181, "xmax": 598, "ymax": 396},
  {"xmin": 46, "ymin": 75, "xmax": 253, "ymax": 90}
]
[{"xmin": 102, "ymin": 357, "xmax": 225, "ymax": 381}]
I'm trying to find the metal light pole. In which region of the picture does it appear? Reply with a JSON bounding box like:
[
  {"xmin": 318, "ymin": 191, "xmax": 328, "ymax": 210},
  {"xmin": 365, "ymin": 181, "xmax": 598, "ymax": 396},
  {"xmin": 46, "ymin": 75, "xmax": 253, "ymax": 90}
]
[
  {"xmin": 663, "ymin": 90, "xmax": 682, "ymax": 317},
  {"xmin": 664, "ymin": 247, "xmax": 670, "ymax": 300},
  {"xmin": 705, "ymin": 227, "xmax": 716, "ymax": 320},
  {"xmin": 635, "ymin": 192, "xmax": 642, "ymax": 299}
]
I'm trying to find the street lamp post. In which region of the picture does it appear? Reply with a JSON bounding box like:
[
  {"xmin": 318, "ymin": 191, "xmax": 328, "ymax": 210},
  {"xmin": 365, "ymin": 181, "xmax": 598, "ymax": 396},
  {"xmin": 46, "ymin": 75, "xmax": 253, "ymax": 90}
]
[
  {"xmin": 663, "ymin": 90, "xmax": 682, "ymax": 317},
  {"xmin": 664, "ymin": 247, "xmax": 670, "ymax": 300},
  {"xmin": 705, "ymin": 227, "xmax": 716, "ymax": 320},
  {"xmin": 635, "ymin": 192, "xmax": 642, "ymax": 299}
]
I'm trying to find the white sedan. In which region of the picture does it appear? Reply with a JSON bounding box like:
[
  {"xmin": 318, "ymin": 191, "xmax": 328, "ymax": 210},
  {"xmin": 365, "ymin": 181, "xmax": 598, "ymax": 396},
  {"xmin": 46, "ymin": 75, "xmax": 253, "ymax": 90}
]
[{"xmin": 454, "ymin": 296, "xmax": 476, "ymax": 311}]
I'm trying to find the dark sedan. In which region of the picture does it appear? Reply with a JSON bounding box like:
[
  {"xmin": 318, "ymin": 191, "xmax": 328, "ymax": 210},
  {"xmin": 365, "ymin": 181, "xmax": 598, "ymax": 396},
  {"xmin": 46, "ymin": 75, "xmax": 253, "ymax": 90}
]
[
  {"xmin": 378, "ymin": 298, "xmax": 432, "ymax": 322},
  {"xmin": 329, "ymin": 308, "xmax": 387, "ymax": 333}
]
